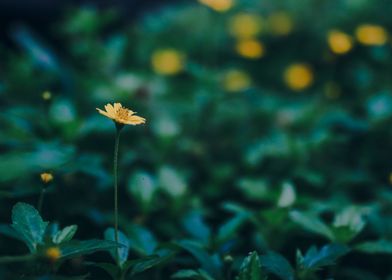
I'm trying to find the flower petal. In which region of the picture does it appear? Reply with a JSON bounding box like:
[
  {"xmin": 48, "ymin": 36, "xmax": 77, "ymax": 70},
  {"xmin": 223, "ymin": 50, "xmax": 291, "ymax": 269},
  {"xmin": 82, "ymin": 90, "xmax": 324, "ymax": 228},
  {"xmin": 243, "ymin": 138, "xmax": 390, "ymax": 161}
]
[
  {"xmin": 113, "ymin": 103, "xmax": 122, "ymax": 112},
  {"xmin": 96, "ymin": 108, "xmax": 114, "ymax": 119},
  {"xmin": 105, "ymin": 104, "xmax": 115, "ymax": 116},
  {"xmin": 124, "ymin": 115, "xmax": 146, "ymax": 125}
]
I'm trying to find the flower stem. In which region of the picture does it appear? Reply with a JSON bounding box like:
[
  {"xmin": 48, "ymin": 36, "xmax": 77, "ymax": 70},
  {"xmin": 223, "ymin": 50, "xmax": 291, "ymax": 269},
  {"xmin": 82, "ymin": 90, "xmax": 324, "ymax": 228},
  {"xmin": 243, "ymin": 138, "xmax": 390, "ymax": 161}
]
[
  {"xmin": 113, "ymin": 125, "xmax": 122, "ymax": 266},
  {"xmin": 0, "ymin": 254, "xmax": 35, "ymax": 264},
  {"xmin": 37, "ymin": 187, "xmax": 46, "ymax": 213}
]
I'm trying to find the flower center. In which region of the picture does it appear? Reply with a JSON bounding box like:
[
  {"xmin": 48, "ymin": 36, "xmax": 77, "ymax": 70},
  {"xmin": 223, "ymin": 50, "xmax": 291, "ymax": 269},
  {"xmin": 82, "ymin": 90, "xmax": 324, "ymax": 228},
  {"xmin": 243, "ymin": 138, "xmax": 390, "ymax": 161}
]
[{"xmin": 116, "ymin": 107, "xmax": 130, "ymax": 120}]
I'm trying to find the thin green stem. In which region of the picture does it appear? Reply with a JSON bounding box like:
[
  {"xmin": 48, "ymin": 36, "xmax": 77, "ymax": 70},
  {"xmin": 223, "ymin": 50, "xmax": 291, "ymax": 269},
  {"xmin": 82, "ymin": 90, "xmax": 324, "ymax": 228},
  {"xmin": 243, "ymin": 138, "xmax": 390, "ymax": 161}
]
[
  {"xmin": 37, "ymin": 187, "xmax": 46, "ymax": 213},
  {"xmin": 113, "ymin": 126, "xmax": 122, "ymax": 266},
  {"xmin": 0, "ymin": 254, "xmax": 35, "ymax": 264}
]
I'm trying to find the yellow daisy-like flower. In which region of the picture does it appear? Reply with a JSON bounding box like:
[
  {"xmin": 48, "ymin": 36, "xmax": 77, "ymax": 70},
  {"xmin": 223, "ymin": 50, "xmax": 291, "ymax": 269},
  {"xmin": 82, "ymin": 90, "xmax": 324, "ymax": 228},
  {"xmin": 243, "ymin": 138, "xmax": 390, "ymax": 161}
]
[
  {"xmin": 151, "ymin": 49, "xmax": 184, "ymax": 76},
  {"xmin": 327, "ymin": 30, "xmax": 353, "ymax": 55},
  {"xmin": 198, "ymin": 0, "xmax": 233, "ymax": 12},
  {"xmin": 45, "ymin": 247, "xmax": 61, "ymax": 262},
  {"xmin": 355, "ymin": 24, "xmax": 388, "ymax": 46},
  {"xmin": 96, "ymin": 103, "xmax": 146, "ymax": 126},
  {"xmin": 222, "ymin": 69, "xmax": 251, "ymax": 92},
  {"xmin": 235, "ymin": 39, "xmax": 265, "ymax": 59},
  {"xmin": 40, "ymin": 172, "xmax": 54, "ymax": 184}
]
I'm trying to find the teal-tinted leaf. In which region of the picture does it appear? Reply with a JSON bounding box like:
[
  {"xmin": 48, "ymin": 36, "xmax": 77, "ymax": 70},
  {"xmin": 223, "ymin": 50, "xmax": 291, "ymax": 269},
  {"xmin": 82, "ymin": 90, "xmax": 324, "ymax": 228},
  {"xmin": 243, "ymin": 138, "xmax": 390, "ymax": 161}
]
[
  {"xmin": 355, "ymin": 239, "xmax": 392, "ymax": 254},
  {"xmin": 332, "ymin": 207, "xmax": 366, "ymax": 243},
  {"xmin": 35, "ymin": 274, "xmax": 90, "ymax": 280},
  {"xmin": 176, "ymin": 240, "xmax": 222, "ymax": 279},
  {"xmin": 11, "ymin": 202, "xmax": 48, "ymax": 252},
  {"xmin": 172, "ymin": 269, "xmax": 215, "ymax": 280},
  {"xmin": 60, "ymin": 239, "xmax": 119, "ymax": 259},
  {"xmin": 182, "ymin": 211, "xmax": 211, "ymax": 244},
  {"xmin": 131, "ymin": 248, "xmax": 178, "ymax": 276},
  {"xmin": 300, "ymin": 244, "xmax": 350, "ymax": 271},
  {"xmin": 260, "ymin": 251, "xmax": 294, "ymax": 280},
  {"xmin": 126, "ymin": 224, "xmax": 157, "ymax": 255},
  {"xmin": 289, "ymin": 210, "xmax": 334, "ymax": 241},
  {"xmin": 53, "ymin": 225, "xmax": 78, "ymax": 244},
  {"xmin": 104, "ymin": 228, "xmax": 130, "ymax": 266},
  {"xmin": 236, "ymin": 251, "xmax": 264, "ymax": 280},
  {"xmin": 217, "ymin": 213, "xmax": 249, "ymax": 244}
]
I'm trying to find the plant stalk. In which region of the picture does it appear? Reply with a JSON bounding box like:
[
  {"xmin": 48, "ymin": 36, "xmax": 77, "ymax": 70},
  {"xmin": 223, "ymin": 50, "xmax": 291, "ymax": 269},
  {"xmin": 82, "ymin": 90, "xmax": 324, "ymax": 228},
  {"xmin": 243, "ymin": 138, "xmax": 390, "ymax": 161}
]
[
  {"xmin": 37, "ymin": 187, "xmax": 46, "ymax": 213},
  {"xmin": 113, "ymin": 125, "xmax": 122, "ymax": 266}
]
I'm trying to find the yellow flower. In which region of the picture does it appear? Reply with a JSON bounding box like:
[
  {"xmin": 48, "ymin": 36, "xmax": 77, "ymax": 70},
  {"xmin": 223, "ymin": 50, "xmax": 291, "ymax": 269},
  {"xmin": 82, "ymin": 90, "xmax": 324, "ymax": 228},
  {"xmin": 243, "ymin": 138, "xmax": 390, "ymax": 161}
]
[
  {"xmin": 40, "ymin": 172, "xmax": 54, "ymax": 184},
  {"xmin": 96, "ymin": 103, "xmax": 146, "ymax": 125},
  {"xmin": 355, "ymin": 24, "xmax": 388, "ymax": 46},
  {"xmin": 222, "ymin": 70, "xmax": 251, "ymax": 92},
  {"xmin": 267, "ymin": 12, "xmax": 293, "ymax": 36},
  {"xmin": 42, "ymin": 91, "xmax": 52, "ymax": 101},
  {"xmin": 284, "ymin": 63, "xmax": 314, "ymax": 91},
  {"xmin": 327, "ymin": 30, "xmax": 353, "ymax": 55},
  {"xmin": 151, "ymin": 49, "xmax": 184, "ymax": 76},
  {"xmin": 45, "ymin": 247, "xmax": 61, "ymax": 262},
  {"xmin": 198, "ymin": 0, "xmax": 233, "ymax": 12},
  {"xmin": 228, "ymin": 13, "xmax": 263, "ymax": 39},
  {"xmin": 235, "ymin": 39, "xmax": 265, "ymax": 59}
]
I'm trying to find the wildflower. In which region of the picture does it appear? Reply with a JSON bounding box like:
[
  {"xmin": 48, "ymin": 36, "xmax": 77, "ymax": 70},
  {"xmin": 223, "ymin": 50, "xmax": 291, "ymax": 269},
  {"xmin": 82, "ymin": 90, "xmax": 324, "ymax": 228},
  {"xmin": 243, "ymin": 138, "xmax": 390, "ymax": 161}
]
[
  {"xmin": 151, "ymin": 49, "xmax": 184, "ymax": 76},
  {"xmin": 96, "ymin": 103, "xmax": 146, "ymax": 126},
  {"xmin": 198, "ymin": 0, "xmax": 233, "ymax": 12},
  {"xmin": 327, "ymin": 30, "xmax": 353, "ymax": 54},
  {"xmin": 222, "ymin": 70, "xmax": 251, "ymax": 92},
  {"xmin": 355, "ymin": 24, "xmax": 388, "ymax": 46},
  {"xmin": 284, "ymin": 63, "xmax": 314, "ymax": 91},
  {"xmin": 45, "ymin": 247, "xmax": 61, "ymax": 262},
  {"xmin": 267, "ymin": 12, "xmax": 293, "ymax": 36},
  {"xmin": 228, "ymin": 13, "xmax": 263, "ymax": 39},
  {"xmin": 40, "ymin": 172, "xmax": 54, "ymax": 184},
  {"xmin": 42, "ymin": 91, "xmax": 52, "ymax": 101},
  {"xmin": 235, "ymin": 39, "xmax": 265, "ymax": 59}
]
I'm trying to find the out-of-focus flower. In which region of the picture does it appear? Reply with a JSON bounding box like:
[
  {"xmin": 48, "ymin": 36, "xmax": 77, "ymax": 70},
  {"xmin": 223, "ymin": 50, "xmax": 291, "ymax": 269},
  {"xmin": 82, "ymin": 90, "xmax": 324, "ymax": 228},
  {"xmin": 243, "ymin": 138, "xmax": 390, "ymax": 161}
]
[
  {"xmin": 40, "ymin": 172, "xmax": 54, "ymax": 184},
  {"xmin": 228, "ymin": 13, "xmax": 263, "ymax": 39},
  {"xmin": 284, "ymin": 63, "xmax": 314, "ymax": 91},
  {"xmin": 45, "ymin": 247, "xmax": 61, "ymax": 262},
  {"xmin": 235, "ymin": 39, "xmax": 265, "ymax": 59},
  {"xmin": 42, "ymin": 91, "xmax": 52, "ymax": 101},
  {"xmin": 222, "ymin": 69, "xmax": 251, "ymax": 92},
  {"xmin": 198, "ymin": 0, "xmax": 233, "ymax": 12},
  {"xmin": 151, "ymin": 49, "xmax": 184, "ymax": 76},
  {"xmin": 324, "ymin": 81, "xmax": 341, "ymax": 99},
  {"xmin": 267, "ymin": 12, "xmax": 293, "ymax": 36},
  {"xmin": 327, "ymin": 30, "xmax": 353, "ymax": 54},
  {"xmin": 355, "ymin": 24, "xmax": 388, "ymax": 46},
  {"xmin": 96, "ymin": 103, "xmax": 146, "ymax": 125}
]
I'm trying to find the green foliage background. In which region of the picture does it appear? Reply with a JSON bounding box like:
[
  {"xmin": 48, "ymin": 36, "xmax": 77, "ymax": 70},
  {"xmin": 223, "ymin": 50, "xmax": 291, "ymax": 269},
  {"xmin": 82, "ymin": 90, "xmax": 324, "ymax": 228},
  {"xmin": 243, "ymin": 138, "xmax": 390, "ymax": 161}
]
[{"xmin": 1, "ymin": 0, "xmax": 392, "ymax": 279}]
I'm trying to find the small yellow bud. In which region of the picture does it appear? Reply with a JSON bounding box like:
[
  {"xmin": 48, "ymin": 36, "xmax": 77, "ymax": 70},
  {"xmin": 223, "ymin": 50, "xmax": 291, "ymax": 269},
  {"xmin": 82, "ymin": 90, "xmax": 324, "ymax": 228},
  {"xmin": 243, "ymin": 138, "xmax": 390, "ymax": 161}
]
[
  {"xmin": 42, "ymin": 91, "xmax": 52, "ymax": 100},
  {"xmin": 198, "ymin": 0, "xmax": 233, "ymax": 12},
  {"xmin": 151, "ymin": 49, "xmax": 184, "ymax": 76},
  {"xmin": 267, "ymin": 12, "xmax": 293, "ymax": 36},
  {"xmin": 45, "ymin": 247, "xmax": 61, "ymax": 262},
  {"xmin": 40, "ymin": 172, "xmax": 54, "ymax": 184},
  {"xmin": 222, "ymin": 70, "xmax": 251, "ymax": 92},
  {"xmin": 355, "ymin": 24, "xmax": 388, "ymax": 46},
  {"xmin": 235, "ymin": 39, "xmax": 265, "ymax": 59},
  {"xmin": 228, "ymin": 13, "xmax": 263, "ymax": 39},
  {"xmin": 327, "ymin": 30, "xmax": 353, "ymax": 55},
  {"xmin": 283, "ymin": 63, "xmax": 314, "ymax": 91}
]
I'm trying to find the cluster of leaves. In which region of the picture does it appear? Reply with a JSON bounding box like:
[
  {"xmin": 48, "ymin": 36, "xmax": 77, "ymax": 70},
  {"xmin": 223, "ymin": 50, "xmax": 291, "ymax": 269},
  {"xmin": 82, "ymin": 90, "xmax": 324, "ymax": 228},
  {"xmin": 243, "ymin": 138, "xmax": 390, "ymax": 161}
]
[{"xmin": 1, "ymin": 0, "xmax": 392, "ymax": 279}]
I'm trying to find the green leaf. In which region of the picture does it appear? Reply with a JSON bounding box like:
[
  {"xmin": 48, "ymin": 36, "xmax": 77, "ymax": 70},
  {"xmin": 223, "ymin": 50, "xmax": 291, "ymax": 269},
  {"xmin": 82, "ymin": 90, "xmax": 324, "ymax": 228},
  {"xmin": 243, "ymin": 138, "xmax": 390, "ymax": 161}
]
[
  {"xmin": 299, "ymin": 244, "xmax": 350, "ymax": 271},
  {"xmin": 217, "ymin": 213, "xmax": 249, "ymax": 244},
  {"xmin": 260, "ymin": 251, "xmax": 294, "ymax": 280},
  {"xmin": 104, "ymin": 228, "xmax": 130, "ymax": 266},
  {"xmin": 172, "ymin": 269, "xmax": 215, "ymax": 280},
  {"xmin": 126, "ymin": 224, "xmax": 157, "ymax": 255},
  {"xmin": 11, "ymin": 202, "xmax": 48, "ymax": 252},
  {"xmin": 289, "ymin": 210, "xmax": 334, "ymax": 241},
  {"xmin": 53, "ymin": 225, "xmax": 78, "ymax": 244},
  {"xmin": 236, "ymin": 251, "xmax": 264, "ymax": 280},
  {"xmin": 182, "ymin": 211, "xmax": 211, "ymax": 245},
  {"xmin": 60, "ymin": 239, "xmax": 119, "ymax": 259},
  {"xmin": 355, "ymin": 239, "xmax": 392, "ymax": 254},
  {"xmin": 176, "ymin": 240, "xmax": 222, "ymax": 279},
  {"xmin": 0, "ymin": 224, "xmax": 24, "ymax": 241},
  {"xmin": 332, "ymin": 207, "xmax": 366, "ymax": 243}
]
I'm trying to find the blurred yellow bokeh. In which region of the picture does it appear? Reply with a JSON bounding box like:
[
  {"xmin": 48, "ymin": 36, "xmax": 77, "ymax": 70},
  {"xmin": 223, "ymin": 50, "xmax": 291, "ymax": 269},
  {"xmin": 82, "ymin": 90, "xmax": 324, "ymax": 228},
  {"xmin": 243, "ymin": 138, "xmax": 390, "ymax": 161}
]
[
  {"xmin": 151, "ymin": 49, "xmax": 184, "ymax": 76},
  {"xmin": 284, "ymin": 63, "xmax": 313, "ymax": 91},
  {"xmin": 355, "ymin": 24, "xmax": 388, "ymax": 46},
  {"xmin": 235, "ymin": 39, "xmax": 265, "ymax": 59},
  {"xmin": 327, "ymin": 30, "xmax": 353, "ymax": 54},
  {"xmin": 229, "ymin": 13, "xmax": 263, "ymax": 39},
  {"xmin": 267, "ymin": 12, "xmax": 293, "ymax": 36},
  {"xmin": 222, "ymin": 69, "xmax": 251, "ymax": 92},
  {"xmin": 198, "ymin": 0, "xmax": 233, "ymax": 12}
]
